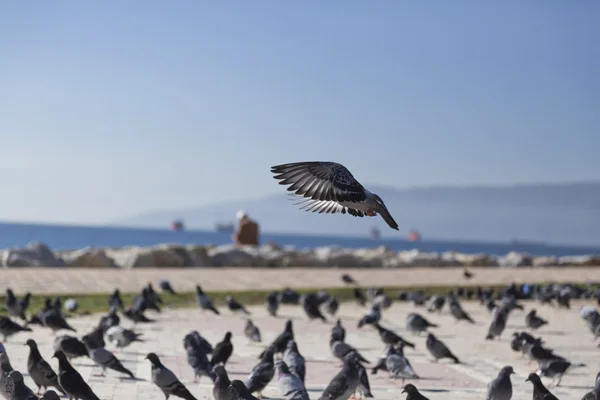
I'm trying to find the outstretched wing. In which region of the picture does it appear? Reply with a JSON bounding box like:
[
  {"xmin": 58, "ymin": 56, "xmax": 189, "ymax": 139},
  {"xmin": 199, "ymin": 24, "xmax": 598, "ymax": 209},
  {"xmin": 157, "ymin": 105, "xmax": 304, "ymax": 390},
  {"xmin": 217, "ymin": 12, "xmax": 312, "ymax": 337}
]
[{"xmin": 271, "ymin": 162, "xmax": 367, "ymax": 203}]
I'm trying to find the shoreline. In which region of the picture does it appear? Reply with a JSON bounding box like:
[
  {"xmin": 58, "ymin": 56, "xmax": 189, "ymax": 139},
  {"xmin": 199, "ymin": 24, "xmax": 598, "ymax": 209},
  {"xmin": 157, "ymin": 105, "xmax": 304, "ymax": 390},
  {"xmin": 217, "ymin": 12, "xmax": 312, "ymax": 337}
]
[
  {"xmin": 2, "ymin": 266, "xmax": 600, "ymax": 295},
  {"xmin": 1, "ymin": 241, "xmax": 599, "ymax": 269}
]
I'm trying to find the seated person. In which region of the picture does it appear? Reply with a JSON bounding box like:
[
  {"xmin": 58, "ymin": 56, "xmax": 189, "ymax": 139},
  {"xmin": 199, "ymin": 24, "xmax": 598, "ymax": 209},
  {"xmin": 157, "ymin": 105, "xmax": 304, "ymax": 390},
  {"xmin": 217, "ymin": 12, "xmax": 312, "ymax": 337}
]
[{"xmin": 232, "ymin": 210, "xmax": 260, "ymax": 246}]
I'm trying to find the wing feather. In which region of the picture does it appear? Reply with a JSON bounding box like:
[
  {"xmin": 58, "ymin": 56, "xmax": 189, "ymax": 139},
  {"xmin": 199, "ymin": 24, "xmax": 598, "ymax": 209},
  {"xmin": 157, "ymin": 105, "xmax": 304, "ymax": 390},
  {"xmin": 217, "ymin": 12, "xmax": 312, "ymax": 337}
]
[{"xmin": 271, "ymin": 162, "xmax": 366, "ymax": 203}]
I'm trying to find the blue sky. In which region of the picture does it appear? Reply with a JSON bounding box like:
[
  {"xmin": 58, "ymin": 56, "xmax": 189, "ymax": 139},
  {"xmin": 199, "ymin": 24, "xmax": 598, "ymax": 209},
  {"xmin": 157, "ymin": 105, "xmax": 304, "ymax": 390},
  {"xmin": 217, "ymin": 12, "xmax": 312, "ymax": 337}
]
[{"xmin": 0, "ymin": 1, "xmax": 598, "ymax": 223}]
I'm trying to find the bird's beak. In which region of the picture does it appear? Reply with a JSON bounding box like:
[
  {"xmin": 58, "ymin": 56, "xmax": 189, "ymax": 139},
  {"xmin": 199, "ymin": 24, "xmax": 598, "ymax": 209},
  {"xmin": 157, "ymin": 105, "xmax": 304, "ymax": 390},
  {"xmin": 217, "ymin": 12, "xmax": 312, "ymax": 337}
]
[
  {"xmin": 525, "ymin": 378, "xmax": 530, "ymax": 382},
  {"xmin": 401, "ymin": 389, "xmax": 406, "ymax": 393}
]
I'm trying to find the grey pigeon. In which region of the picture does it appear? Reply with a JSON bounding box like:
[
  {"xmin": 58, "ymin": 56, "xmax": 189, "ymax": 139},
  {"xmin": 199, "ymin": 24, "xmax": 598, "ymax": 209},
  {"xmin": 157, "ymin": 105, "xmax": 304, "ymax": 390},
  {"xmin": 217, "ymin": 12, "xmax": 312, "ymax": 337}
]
[
  {"xmin": 427, "ymin": 296, "xmax": 445, "ymax": 314},
  {"xmin": 265, "ymin": 292, "xmax": 279, "ymax": 317},
  {"xmin": 356, "ymin": 363, "xmax": 373, "ymax": 399},
  {"xmin": 260, "ymin": 320, "xmax": 294, "ymax": 358},
  {"xmin": 25, "ymin": 339, "xmax": 64, "ymax": 395},
  {"xmin": 146, "ymin": 352, "xmax": 197, "ymax": 400},
  {"xmin": 357, "ymin": 305, "xmax": 381, "ymax": 328},
  {"xmin": 244, "ymin": 320, "xmax": 261, "ymax": 343},
  {"xmin": 271, "ymin": 161, "xmax": 399, "ymax": 230},
  {"xmin": 189, "ymin": 331, "xmax": 213, "ymax": 355},
  {"xmin": 211, "ymin": 332, "xmax": 234, "ymax": 366},
  {"xmin": 244, "ymin": 348, "xmax": 275, "ymax": 398},
  {"xmin": 195, "ymin": 285, "xmax": 219, "ymax": 315},
  {"xmin": 83, "ymin": 326, "xmax": 105, "ymax": 349},
  {"xmin": 122, "ymin": 307, "xmax": 155, "ymax": 323},
  {"xmin": 486, "ymin": 306, "xmax": 509, "ymax": 340},
  {"xmin": 53, "ymin": 335, "xmax": 88, "ymax": 361},
  {"xmin": 0, "ymin": 352, "xmax": 14, "ymax": 399},
  {"xmin": 4, "ymin": 290, "xmax": 30, "ymax": 321},
  {"xmin": 330, "ymin": 338, "xmax": 370, "ymax": 364},
  {"xmin": 6, "ymin": 370, "xmax": 37, "ymax": 400},
  {"xmin": 183, "ymin": 332, "xmax": 214, "ymax": 383},
  {"xmin": 275, "ymin": 360, "xmax": 309, "ymax": 400},
  {"xmin": 448, "ymin": 299, "xmax": 475, "ymax": 323},
  {"xmin": 283, "ymin": 341, "xmax": 306, "ymax": 384},
  {"xmin": 0, "ymin": 317, "xmax": 31, "ymax": 341},
  {"xmin": 53, "ymin": 351, "xmax": 100, "ymax": 400},
  {"xmin": 402, "ymin": 384, "xmax": 429, "ymax": 400},
  {"xmin": 582, "ymin": 377, "xmax": 600, "ymax": 400},
  {"xmin": 526, "ymin": 309, "xmax": 548, "ymax": 331},
  {"xmin": 526, "ymin": 373, "xmax": 558, "ymax": 400},
  {"xmin": 318, "ymin": 352, "xmax": 361, "ymax": 400},
  {"xmin": 331, "ymin": 320, "xmax": 346, "ymax": 342},
  {"xmin": 301, "ymin": 294, "xmax": 327, "ymax": 322},
  {"xmin": 385, "ymin": 345, "xmax": 419, "ymax": 383},
  {"xmin": 212, "ymin": 366, "xmax": 231, "ymax": 400},
  {"xmin": 537, "ymin": 359, "xmax": 584, "ymax": 387},
  {"xmin": 226, "ymin": 296, "xmax": 251, "ymax": 315},
  {"xmin": 81, "ymin": 334, "xmax": 135, "ymax": 378},
  {"xmin": 40, "ymin": 390, "xmax": 60, "ymax": 400},
  {"xmin": 105, "ymin": 325, "xmax": 144, "ymax": 349},
  {"xmin": 324, "ymin": 297, "xmax": 339, "ymax": 316},
  {"xmin": 486, "ymin": 365, "xmax": 514, "ymax": 400},
  {"xmin": 159, "ymin": 279, "xmax": 177, "ymax": 295},
  {"xmin": 228, "ymin": 380, "xmax": 258, "ymax": 400},
  {"xmin": 375, "ymin": 324, "xmax": 415, "ymax": 348},
  {"xmin": 406, "ymin": 313, "xmax": 438, "ymax": 335},
  {"xmin": 108, "ymin": 289, "xmax": 123, "ymax": 310},
  {"xmin": 373, "ymin": 293, "xmax": 393, "ymax": 309},
  {"xmin": 426, "ymin": 333, "xmax": 460, "ymax": 364},
  {"xmin": 39, "ymin": 311, "xmax": 76, "ymax": 334}
]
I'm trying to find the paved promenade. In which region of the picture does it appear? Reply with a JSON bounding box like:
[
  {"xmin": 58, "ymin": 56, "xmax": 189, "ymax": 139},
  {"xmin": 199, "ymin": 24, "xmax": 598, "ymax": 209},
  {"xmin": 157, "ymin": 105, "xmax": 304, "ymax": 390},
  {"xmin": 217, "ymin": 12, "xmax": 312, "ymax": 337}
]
[
  {"xmin": 1, "ymin": 299, "xmax": 596, "ymax": 399},
  {"xmin": 1, "ymin": 266, "xmax": 600, "ymax": 294}
]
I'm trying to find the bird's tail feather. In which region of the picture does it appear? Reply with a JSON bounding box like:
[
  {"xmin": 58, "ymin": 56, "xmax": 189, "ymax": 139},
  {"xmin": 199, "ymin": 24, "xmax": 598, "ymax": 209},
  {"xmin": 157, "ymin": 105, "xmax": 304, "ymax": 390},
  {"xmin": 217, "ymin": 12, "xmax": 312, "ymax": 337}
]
[{"xmin": 379, "ymin": 207, "xmax": 399, "ymax": 230}]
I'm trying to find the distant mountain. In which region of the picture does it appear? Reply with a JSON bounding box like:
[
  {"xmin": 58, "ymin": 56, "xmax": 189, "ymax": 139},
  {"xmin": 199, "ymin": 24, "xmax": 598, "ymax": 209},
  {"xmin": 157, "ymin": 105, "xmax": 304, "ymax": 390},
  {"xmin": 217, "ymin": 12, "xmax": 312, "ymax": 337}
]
[{"xmin": 113, "ymin": 182, "xmax": 600, "ymax": 246}]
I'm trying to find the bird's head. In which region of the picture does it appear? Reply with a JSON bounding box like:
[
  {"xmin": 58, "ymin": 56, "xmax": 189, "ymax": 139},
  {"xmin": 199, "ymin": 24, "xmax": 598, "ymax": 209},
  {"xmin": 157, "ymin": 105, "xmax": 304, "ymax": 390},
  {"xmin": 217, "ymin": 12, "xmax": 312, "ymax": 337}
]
[
  {"xmin": 8, "ymin": 370, "xmax": 23, "ymax": 383},
  {"xmin": 24, "ymin": 339, "xmax": 37, "ymax": 348},
  {"xmin": 224, "ymin": 331, "xmax": 232, "ymax": 341},
  {"xmin": 525, "ymin": 372, "xmax": 541, "ymax": 383},
  {"xmin": 145, "ymin": 352, "xmax": 160, "ymax": 365},
  {"xmin": 52, "ymin": 351, "xmax": 67, "ymax": 361},
  {"xmin": 401, "ymin": 384, "xmax": 418, "ymax": 394}
]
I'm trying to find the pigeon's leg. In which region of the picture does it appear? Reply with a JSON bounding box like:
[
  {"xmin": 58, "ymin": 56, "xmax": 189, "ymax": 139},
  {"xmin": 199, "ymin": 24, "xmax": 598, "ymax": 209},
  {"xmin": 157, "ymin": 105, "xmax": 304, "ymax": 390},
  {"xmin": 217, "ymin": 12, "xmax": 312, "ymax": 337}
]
[
  {"xmin": 35, "ymin": 385, "xmax": 41, "ymax": 395},
  {"xmin": 257, "ymin": 391, "xmax": 264, "ymax": 399},
  {"xmin": 556, "ymin": 374, "xmax": 563, "ymax": 387}
]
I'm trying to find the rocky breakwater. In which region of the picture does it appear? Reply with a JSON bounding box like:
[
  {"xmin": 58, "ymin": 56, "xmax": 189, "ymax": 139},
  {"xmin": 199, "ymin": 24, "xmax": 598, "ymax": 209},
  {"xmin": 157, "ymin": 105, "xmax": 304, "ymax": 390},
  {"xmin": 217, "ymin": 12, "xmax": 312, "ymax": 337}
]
[{"xmin": 1, "ymin": 241, "xmax": 600, "ymax": 269}]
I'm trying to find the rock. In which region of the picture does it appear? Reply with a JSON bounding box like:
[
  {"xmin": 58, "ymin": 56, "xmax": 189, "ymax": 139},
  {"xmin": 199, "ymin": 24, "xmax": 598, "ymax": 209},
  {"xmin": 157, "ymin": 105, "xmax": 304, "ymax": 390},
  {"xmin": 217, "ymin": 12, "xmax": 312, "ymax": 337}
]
[
  {"xmin": 532, "ymin": 256, "xmax": 558, "ymax": 267},
  {"xmin": 1, "ymin": 242, "xmax": 64, "ymax": 267},
  {"xmin": 208, "ymin": 245, "xmax": 257, "ymax": 267},
  {"xmin": 497, "ymin": 251, "xmax": 533, "ymax": 267},
  {"xmin": 397, "ymin": 249, "xmax": 445, "ymax": 266},
  {"xmin": 559, "ymin": 255, "xmax": 600, "ymax": 266},
  {"xmin": 61, "ymin": 248, "xmax": 117, "ymax": 268},
  {"xmin": 314, "ymin": 246, "xmax": 364, "ymax": 267},
  {"xmin": 186, "ymin": 245, "xmax": 212, "ymax": 266},
  {"xmin": 107, "ymin": 245, "xmax": 187, "ymax": 269},
  {"xmin": 453, "ymin": 252, "xmax": 498, "ymax": 266}
]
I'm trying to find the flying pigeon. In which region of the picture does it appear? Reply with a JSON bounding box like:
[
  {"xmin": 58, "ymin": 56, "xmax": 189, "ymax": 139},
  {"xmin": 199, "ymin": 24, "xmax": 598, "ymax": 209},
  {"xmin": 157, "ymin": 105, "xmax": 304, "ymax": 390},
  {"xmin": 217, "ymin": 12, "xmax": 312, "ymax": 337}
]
[{"xmin": 271, "ymin": 161, "xmax": 399, "ymax": 230}]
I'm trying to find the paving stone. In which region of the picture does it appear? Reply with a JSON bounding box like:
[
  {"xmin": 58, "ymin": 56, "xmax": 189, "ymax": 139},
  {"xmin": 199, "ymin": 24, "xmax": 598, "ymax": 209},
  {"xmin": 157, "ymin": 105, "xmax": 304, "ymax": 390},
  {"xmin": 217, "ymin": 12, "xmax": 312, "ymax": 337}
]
[{"xmin": 0, "ymin": 299, "xmax": 595, "ymax": 399}]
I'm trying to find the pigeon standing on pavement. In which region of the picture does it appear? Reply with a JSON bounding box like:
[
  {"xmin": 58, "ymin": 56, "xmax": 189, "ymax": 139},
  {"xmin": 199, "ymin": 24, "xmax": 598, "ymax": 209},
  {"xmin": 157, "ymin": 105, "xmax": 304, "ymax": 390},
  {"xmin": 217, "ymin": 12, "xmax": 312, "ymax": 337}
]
[
  {"xmin": 331, "ymin": 320, "xmax": 346, "ymax": 342},
  {"xmin": 146, "ymin": 352, "xmax": 197, "ymax": 400},
  {"xmin": 53, "ymin": 351, "xmax": 101, "ymax": 400},
  {"xmin": 375, "ymin": 324, "xmax": 415, "ymax": 349},
  {"xmin": 229, "ymin": 380, "xmax": 259, "ymax": 400},
  {"xmin": 0, "ymin": 317, "xmax": 32, "ymax": 341},
  {"xmin": 283, "ymin": 340, "xmax": 306, "ymax": 384},
  {"xmin": 329, "ymin": 338, "xmax": 370, "ymax": 365},
  {"xmin": 354, "ymin": 288, "xmax": 367, "ymax": 307},
  {"xmin": 195, "ymin": 286, "xmax": 220, "ymax": 315},
  {"xmin": 211, "ymin": 332, "xmax": 234, "ymax": 367},
  {"xmin": 183, "ymin": 333, "xmax": 214, "ymax": 383},
  {"xmin": 4, "ymin": 290, "xmax": 30, "ymax": 321},
  {"xmin": 275, "ymin": 360, "xmax": 309, "ymax": 400},
  {"xmin": 212, "ymin": 366, "xmax": 231, "ymax": 400},
  {"xmin": 105, "ymin": 325, "xmax": 145, "ymax": 349},
  {"xmin": 425, "ymin": 333, "xmax": 460, "ymax": 364},
  {"xmin": 319, "ymin": 352, "xmax": 361, "ymax": 400},
  {"xmin": 341, "ymin": 274, "xmax": 356, "ymax": 285},
  {"xmin": 265, "ymin": 292, "xmax": 280, "ymax": 317},
  {"xmin": 486, "ymin": 306, "xmax": 509, "ymax": 340},
  {"xmin": 81, "ymin": 335, "xmax": 135, "ymax": 378},
  {"xmin": 0, "ymin": 352, "xmax": 14, "ymax": 399},
  {"xmin": 271, "ymin": 161, "xmax": 400, "ymax": 230},
  {"xmin": 357, "ymin": 305, "xmax": 381, "ymax": 328},
  {"xmin": 244, "ymin": 320, "xmax": 262, "ymax": 343},
  {"xmin": 108, "ymin": 289, "xmax": 124, "ymax": 310},
  {"xmin": 245, "ymin": 348, "xmax": 275, "ymax": 399},
  {"xmin": 402, "ymin": 384, "xmax": 429, "ymax": 400},
  {"xmin": 486, "ymin": 365, "xmax": 514, "ymax": 400},
  {"xmin": 448, "ymin": 297, "xmax": 475, "ymax": 323},
  {"xmin": 53, "ymin": 336, "xmax": 88, "ymax": 361},
  {"xmin": 385, "ymin": 345, "xmax": 419, "ymax": 383},
  {"xmin": 260, "ymin": 320, "xmax": 294, "ymax": 358},
  {"xmin": 6, "ymin": 370, "xmax": 37, "ymax": 400},
  {"xmin": 324, "ymin": 297, "xmax": 339, "ymax": 316},
  {"xmin": 357, "ymin": 363, "xmax": 374, "ymax": 399},
  {"xmin": 301, "ymin": 294, "xmax": 327, "ymax": 322},
  {"xmin": 159, "ymin": 279, "xmax": 177, "ymax": 295},
  {"xmin": 25, "ymin": 339, "xmax": 64, "ymax": 395},
  {"xmin": 227, "ymin": 296, "xmax": 251, "ymax": 315},
  {"xmin": 40, "ymin": 390, "xmax": 61, "ymax": 400},
  {"xmin": 526, "ymin": 309, "xmax": 548, "ymax": 331},
  {"xmin": 406, "ymin": 313, "xmax": 438, "ymax": 335},
  {"xmin": 525, "ymin": 373, "xmax": 558, "ymax": 400}
]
